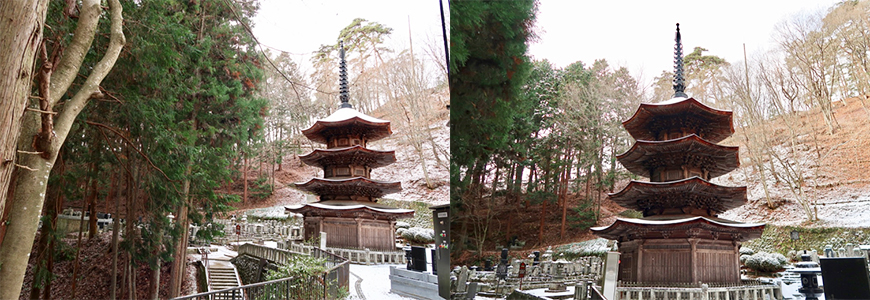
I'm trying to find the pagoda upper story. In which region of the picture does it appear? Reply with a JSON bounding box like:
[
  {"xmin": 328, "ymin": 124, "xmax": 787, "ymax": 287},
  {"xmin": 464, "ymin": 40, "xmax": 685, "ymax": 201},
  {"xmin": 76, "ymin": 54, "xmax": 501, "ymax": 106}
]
[
  {"xmin": 605, "ymin": 24, "xmax": 746, "ymax": 219},
  {"xmin": 293, "ymin": 43, "xmax": 402, "ymax": 203}
]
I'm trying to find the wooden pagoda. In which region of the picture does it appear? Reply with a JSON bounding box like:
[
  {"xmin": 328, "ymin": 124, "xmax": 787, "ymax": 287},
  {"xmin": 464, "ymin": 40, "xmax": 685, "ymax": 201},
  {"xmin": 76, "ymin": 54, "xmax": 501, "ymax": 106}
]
[
  {"xmin": 286, "ymin": 43, "xmax": 413, "ymax": 251},
  {"xmin": 591, "ymin": 24, "xmax": 765, "ymax": 284}
]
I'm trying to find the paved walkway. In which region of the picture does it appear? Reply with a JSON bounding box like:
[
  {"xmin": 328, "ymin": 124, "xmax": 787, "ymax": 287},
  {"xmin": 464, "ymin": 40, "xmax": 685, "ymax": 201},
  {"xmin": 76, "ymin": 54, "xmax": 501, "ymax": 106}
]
[
  {"xmin": 348, "ymin": 264, "xmax": 416, "ymax": 300},
  {"xmin": 198, "ymin": 244, "xmax": 414, "ymax": 299}
]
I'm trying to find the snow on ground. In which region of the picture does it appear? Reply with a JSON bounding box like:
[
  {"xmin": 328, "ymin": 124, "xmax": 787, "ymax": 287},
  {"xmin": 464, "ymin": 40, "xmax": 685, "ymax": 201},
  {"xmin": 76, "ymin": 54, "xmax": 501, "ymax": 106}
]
[
  {"xmin": 348, "ymin": 264, "xmax": 417, "ymax": 300},
  {"xmin": 202, "ymin": 243, "xmax": 415, "ymax": 300},
  {"xmin": 713, "ymin": 144, "xmax": 870, "ymax": 228},
  {"xmin": 373, "ymin": 119, "xmax": 450, "ymax": 206}
]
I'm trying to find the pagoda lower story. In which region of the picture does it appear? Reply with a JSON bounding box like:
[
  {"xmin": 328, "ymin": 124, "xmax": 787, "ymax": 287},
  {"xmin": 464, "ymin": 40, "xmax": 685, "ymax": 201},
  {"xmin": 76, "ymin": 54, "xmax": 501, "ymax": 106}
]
[
  {"xmin": 288, "ymin": 201, "xmax": 412, "ymax": 251},
  {"xmin": 595, "ymin": 216, "xmax": 764, "ymax": 284}
]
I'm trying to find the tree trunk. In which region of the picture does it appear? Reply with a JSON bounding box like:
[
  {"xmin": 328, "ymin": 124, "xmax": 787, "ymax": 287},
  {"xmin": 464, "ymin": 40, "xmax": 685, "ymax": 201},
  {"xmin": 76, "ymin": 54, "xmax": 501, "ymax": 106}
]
[
  {"xmin": 149, "ymin": 225, "xmax": 163, "ymax": 300},
  {"xmin": 0, "ymin": 1, "xmax": 50, "ymax": 240},
  {"xmin": 0, "ymin": 0, "xmax": 123, "ymax": 296},
  {"xmin": 243, "ymin": 154, "xmax": 248, "ymax": 204},
  {"xmin": 71, "ymin": 183, "xmax": 89, "ymax": 297},
  {"xmin": 168, "ymin": 163, "xmax": 193, "ymax": 298},
  {"xmin": 110, "ymin": 172, "xmax": 121, "ymax": 300},
  {"xmin": 87, "ymin": 162, "xmax": 99, "ymax": 239},
  {"xmin": 29, "ymin": 156, "xmax": 64, "ymax": 300},
  {"xmin": 538, "ymin": 197, "xmax": 546, "ymax": 246}
]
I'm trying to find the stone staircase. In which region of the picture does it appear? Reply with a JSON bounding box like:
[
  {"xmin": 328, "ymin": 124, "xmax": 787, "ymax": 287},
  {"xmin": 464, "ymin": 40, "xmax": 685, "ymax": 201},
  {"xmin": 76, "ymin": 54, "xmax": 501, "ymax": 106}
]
[{"xmin": 208, "ymin": 262, "xmax": 243, "ymax": 297}]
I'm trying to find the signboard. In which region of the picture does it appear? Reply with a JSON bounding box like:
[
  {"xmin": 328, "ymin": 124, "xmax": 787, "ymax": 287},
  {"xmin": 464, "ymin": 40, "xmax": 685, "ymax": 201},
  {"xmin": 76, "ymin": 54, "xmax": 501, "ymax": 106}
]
[
  {"xmin": 235, "ymin": 224, "xmax": 241, "ymax": 235},
  {"xmin": 518, "ymin": 262, "xmax": 526, "ymax": 278}
]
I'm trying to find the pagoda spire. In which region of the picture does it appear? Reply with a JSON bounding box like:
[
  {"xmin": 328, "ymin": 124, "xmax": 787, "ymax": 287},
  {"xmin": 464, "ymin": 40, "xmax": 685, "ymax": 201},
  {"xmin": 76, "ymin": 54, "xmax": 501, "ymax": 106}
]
[
  {"xmin": 339, "ymin": 41, "xmax": 352, "ymax": 108},
  {"xmin": 673, "ymin": 23, "xmax": 688, "ymax": 98}
]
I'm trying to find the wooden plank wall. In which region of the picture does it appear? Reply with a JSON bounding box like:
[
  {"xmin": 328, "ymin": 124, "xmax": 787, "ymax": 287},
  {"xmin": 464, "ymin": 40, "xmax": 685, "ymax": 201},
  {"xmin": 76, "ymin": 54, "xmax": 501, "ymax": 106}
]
[{"xmin": 642, "ymin": 250, "xmax": 691, "ymax": 283}]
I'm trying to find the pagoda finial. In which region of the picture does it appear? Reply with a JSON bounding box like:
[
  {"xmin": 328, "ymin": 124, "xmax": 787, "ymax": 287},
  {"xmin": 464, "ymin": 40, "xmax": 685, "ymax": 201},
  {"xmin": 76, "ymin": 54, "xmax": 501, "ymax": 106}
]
[
  {"xmin": 673, "ymin": 23, "xmax": 688, "ymax": 98},
  {"xmin": 339, "ymin": 41, "xmax": 352, "ymax": 109}
]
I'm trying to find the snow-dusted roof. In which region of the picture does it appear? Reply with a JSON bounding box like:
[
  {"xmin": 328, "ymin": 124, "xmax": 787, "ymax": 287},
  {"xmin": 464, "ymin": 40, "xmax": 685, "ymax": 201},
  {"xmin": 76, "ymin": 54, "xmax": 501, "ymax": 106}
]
[
  {"xmin": 285, "ymin": 201, "xmax": 414, "ymax": 219},
  {"xmin": 652, "ymin": 97, "xmax": 689, "ymax": 105},
  {"xmin": 591, "ymin": 215, "xmax": 765, "ymax": 241},
  {"xmin": 608, "ymin": 176, "xmax": 747, "ymax": 213},
  {"xmin": 301, "ymin": 108, "xmax": 393, "ymax": 144},
  {"xmin": 299, "ymin": 145, "xmax": 397, "ymax": 169},
  {"xmin": 616, "ymin": 134, "xmax": 740, "ymax": 179},
  {"xmin": 317, "ymin": 107, "xmax": 390, "ymax": 124},
  {"xmin": 623, "ymin": 97, "xmax": 734, "ymax": 143},
  {"xmin": 592, "ymin": 216, "xmax": 764, "ymax": 228},
  {"xmin": 294, "ymin": 177, "xmax": 402, "ymax": 198}
]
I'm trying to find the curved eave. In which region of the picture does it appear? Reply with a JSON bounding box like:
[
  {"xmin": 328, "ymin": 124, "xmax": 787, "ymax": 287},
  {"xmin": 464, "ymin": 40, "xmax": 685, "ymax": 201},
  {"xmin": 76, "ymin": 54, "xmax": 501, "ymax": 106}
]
[
  {"xmin": 622, "ymin": 97, "xmax": 734, "ymax": 143},
  {"xmin": 591, "ymin": 216, "xmax": 765, "ymax": 241},
  {"xmin": 299, "ymin": 146, "xmax": 396, "ymax": 168},
  {"xmin": 294, "ymin": 177, "xmax": 402, "ymax": 198},
  {"xmin": 285, "ymin": 201, "xmax": 414, "ymax": 219},
  {"xmin": 609, "ymin": 177, "xmax": 746, "ymax": 213},
  {"xmin": 616, "ymin": 134, "xmax": 739, "ymax": 178},
  {"xmin": 302, "ymin": 108, "xmax": 392, "ymax": 144}
]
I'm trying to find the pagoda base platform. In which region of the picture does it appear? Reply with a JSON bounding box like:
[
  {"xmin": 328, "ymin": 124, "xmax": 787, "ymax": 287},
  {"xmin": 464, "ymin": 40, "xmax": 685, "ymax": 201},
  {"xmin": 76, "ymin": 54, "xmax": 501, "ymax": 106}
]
[
  {"xmin": 618, "ymin": 238, "xmax": 740, "ymax": 284},
  {"xmin": 303, "ymin": 216, "xmax": 397, "ymax": 251}
]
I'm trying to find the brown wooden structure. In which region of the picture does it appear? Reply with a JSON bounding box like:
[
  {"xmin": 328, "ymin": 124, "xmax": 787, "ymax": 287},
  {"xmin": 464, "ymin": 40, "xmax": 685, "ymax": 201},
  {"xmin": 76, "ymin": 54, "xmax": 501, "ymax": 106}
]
[
  {"xmin": 286, "ymin": 44, "xmax": 412, "ymax": 251},
  {"xmin": 592, "ymin": 24, "xmax": 764, "ymax": 285}
]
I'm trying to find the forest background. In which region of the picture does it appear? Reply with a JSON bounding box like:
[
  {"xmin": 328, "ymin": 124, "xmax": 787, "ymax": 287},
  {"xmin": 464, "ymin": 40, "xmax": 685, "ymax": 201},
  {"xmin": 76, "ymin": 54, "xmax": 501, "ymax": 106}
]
[
  {"xmin": 0, "ymin": 0, "xmax": 448, "ymax": 299},
  {"xmin": 450, "ymin": 0, "xmax": 870, "ymax": 264}
]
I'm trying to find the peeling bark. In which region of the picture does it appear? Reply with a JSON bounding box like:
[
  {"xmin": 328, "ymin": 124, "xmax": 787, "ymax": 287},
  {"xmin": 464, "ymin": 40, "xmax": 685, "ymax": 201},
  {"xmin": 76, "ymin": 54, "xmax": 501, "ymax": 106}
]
[{"xmin": 0, "ymin": 0, "xmax": 125, "ymax": 297}]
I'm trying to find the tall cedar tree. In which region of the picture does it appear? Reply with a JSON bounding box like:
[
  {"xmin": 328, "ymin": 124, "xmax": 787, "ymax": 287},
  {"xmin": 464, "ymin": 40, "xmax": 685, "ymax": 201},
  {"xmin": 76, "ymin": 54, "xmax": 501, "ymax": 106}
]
[
  {"xmin": 26, "ymin": 0, "xmax": 266, "ymax": 298},
  {"xmin": 449, "ymin": 0, "xmax": 537, "ymax": 255}
]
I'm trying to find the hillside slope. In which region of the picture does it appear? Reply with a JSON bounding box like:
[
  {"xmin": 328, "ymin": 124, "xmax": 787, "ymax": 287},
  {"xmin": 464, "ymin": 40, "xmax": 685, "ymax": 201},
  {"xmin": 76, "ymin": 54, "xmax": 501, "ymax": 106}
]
[{"xmin": 718, "ymin": 98, "xmax": 870, "ymax": 227}]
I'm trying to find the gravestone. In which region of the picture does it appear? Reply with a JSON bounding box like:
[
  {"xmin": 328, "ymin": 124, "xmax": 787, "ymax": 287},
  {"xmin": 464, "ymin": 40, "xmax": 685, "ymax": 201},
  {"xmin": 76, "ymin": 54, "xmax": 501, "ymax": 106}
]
[
  {"xmin": 465, "ymin": 282, "xmax": 478, "ymax": 300},
  {"xmin": 456, "ymin": 266, "xmax": 469, "ymax": 293},
  {"xmin": 825, "ymin": 245, "xmax": 835, "ymax": 258},
  {"xmin": 410, "ymin": 246, "xmax": 427, "ymax": 272},
  {"xmin": 820, "ymin": 257, "xmax": 870, "ymax": 299}
]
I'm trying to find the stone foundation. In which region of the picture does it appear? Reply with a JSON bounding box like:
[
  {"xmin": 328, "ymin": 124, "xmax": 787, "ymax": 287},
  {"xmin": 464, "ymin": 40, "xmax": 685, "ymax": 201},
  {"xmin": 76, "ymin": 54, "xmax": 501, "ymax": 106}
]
[{"xmin": 389, "ymin": 266, "xmax": 440, "ymax": 300}]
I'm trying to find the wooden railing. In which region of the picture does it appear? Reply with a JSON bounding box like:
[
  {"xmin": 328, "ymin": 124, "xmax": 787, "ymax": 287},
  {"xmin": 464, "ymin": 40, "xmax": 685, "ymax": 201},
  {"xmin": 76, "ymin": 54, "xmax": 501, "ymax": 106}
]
[
  {"xmin": 175, "ymin": 243, "xmax": 350, "ymax": 300},
  {"xmin": 615, "ymin": 282, "xmax": 782, "ymax": 300},
  {"xmin": 286, "ymin": 242, "xmax": 406, "ymax": 265}
]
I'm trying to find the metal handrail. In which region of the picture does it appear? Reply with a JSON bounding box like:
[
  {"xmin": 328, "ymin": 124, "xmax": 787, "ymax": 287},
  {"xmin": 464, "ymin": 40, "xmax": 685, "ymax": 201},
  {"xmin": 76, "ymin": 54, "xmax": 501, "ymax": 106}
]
[
  {"xmin": 172, "ymin": 276, "xmax": 300, "ymax": 300},
  {"xmin": 174, "ymin": 244, "xmax": 350, "ymax": 300}
]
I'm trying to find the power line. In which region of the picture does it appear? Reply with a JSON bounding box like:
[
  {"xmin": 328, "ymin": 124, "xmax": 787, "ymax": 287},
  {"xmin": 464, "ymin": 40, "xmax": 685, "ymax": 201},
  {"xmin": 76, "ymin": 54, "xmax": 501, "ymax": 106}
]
[{"xmin": 219, "ymin": 0, "xmax": 336, "ymax": 101}]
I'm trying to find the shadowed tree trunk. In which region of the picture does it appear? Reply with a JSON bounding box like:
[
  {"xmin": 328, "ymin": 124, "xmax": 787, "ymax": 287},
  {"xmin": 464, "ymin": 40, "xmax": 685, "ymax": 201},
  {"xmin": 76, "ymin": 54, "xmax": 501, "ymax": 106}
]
[
  {"xmin": 0, "ymin": 1, "xmax": 50, "ymax": 241},
  {"xmin": 0, "ymin": 0, "xmax": 124, "ymax": 296}
]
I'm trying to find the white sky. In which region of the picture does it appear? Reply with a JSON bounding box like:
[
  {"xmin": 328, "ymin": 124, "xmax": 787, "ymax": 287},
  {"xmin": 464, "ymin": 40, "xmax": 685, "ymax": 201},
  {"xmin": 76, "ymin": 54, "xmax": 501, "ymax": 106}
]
[
  {"xmin": 252, "ymin": 0, "xmax": 449, "ymax": 75},
  {"xmin": 528, "ymin": 0, "xmax": 839, "ymax": 85}
]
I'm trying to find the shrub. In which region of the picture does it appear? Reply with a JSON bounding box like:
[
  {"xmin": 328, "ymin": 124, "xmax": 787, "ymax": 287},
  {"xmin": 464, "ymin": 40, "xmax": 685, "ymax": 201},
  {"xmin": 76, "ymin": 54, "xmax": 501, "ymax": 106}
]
[
  {"xmin": 401, "ymin": 227, "xmax": 434, "ymax": 244},
  {"xmin": 739, "ymin": 247, "xmax": 755, "ymax": 256},
  {"xmin": 396, "ymin": 221, "xmax": 411, "ymax": 229},
  {"xmin": 743, "ymin": 251, "xmax": 788, "ymax": 272}
]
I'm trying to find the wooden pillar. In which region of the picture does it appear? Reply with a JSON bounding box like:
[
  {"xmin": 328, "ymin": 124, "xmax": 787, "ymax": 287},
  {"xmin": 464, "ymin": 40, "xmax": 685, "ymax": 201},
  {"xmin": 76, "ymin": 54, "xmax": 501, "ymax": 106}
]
[
  {"xmin": 637, "ymin": 240, "xmax": 644, "ymax": 282},
  {"xmin": 355, "ymin": 218, "xmax": 363, "ymax": 249},
  {"xmin": 733, "ymin": 242, "xmax": 741, "ymax": 283},
  {"xmin": 689, "ymin": 238, "xmax": 699, "ymax": 283},
  {"xmin": 389, "ymin": 220, "xmax": 396, "ymax": 249}
]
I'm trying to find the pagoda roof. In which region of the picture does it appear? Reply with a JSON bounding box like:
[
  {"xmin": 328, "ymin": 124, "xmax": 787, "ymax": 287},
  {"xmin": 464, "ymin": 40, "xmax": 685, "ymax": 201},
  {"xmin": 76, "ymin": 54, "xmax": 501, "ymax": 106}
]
[
  {"xmin": 302, "ymin": 108, "xmax": 392, "ymax": 144},
  {"xmin": 285, "ymin": 200, "xmax": 414, "ymax": 220},
  {"xmin": 591, "ymin": 216, "xmax": 764, "ymax": 242},
  {"xmin": 609, "ymin": 177, "xmax": 746, "ymax": 213},
  {"xmin": 617, "ymin": 134, "xmax": 739, "ymax": 179},
  {"xmin": 299, "ymin": 146, "xmax": 396, "ymax": 169},
  {"xmin": 623, "ymin": 97, "xmax": 734, "ymax": 143},
  {"xmin": 294, "ymin": 177, "xmax": 401, "ymax": 199}
]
